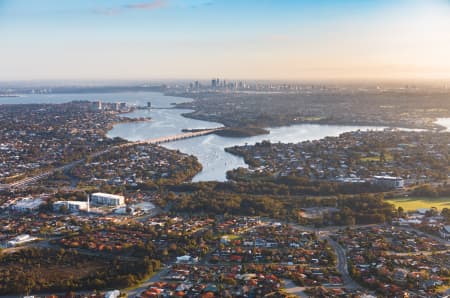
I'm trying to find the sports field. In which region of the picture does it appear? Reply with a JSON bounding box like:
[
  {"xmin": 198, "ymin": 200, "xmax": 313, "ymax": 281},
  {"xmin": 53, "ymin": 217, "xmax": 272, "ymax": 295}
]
[{"xmin": 386, "ymin": 197, "xmax": 450, "ymax": 211}]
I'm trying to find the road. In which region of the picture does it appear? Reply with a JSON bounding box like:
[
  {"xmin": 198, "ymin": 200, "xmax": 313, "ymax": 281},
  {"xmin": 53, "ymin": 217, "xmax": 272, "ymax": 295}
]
[
  {"xmin": 283, "ymin": 279, "xmax": 308, "ymax": 297},
  {"xmin": 326, "ymin": 237, "xmax": 361, "ymax": 289},
  {"xmin": 8, "ymin": 159, "xmax": 83, "ymax": 189},
  {"xmin": 126, "ymin": 222, "xmax": 267, "ymax": 297},
  {"xmin": 398, "ymin": 226, "xmax": 450, "ymax": 246},
  {"xmin": 126, "ymin": 266, "xmax": 172, "ymax": 298},
  {"xmin": 265, "ymin": 221, "xmax": 364, "ymax": 290},
  {"xmin": 383, "ymin": 249, "xmax": 450, "ymax": 257},
  {"xmin": 3, "ymin": 128, "xmax": 222, "ymax": 190},
  {"xmin": 124, "ymin": 223, "xmax": 449, "ymax": 297}
]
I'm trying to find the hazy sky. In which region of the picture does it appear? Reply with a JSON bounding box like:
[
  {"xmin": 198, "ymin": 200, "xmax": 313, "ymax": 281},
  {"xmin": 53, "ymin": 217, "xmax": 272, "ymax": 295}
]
[{"xmin": 1, "ymin": 0, "xmax": 450, "ymax": 81}]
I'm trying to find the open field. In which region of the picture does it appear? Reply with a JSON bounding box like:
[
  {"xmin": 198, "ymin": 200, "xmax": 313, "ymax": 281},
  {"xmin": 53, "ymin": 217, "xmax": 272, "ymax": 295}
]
[
  {"xmin": 386, "ymin": 197, "xmax": 450, "ymax": 211},
  {"xmin": 222, "ymin": 234, "xmax": 242, "ymax": 241}
]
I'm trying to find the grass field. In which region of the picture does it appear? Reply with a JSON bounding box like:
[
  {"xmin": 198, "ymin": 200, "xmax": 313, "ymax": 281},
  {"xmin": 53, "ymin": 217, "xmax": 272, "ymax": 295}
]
[
  {"xmin": 386, "ymin": 197, "xmax": 450, "ymax": 211},
  {"xmin": 222, "ymin": 234, "xmax": 242, "ymax": 241}
]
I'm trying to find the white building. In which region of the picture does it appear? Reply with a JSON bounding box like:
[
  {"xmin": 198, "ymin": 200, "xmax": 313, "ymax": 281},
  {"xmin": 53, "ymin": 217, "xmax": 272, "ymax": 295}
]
[
  {"xmin": 53, "ymin": 201, "xmax": 89, "ymax": 213},
  {"xmin": 92, "ymin": 100, "xmax": 102, "ymax": 111},
  {"xmin": 176, "ymin": 255, "xmax": 199, "ymax": 264},
  {"xmin": 7, "ymin": 234, "xmax": 37, "ymax": 247},
  {"xmin": 104, "ymin": 290, "xmax": 120, "ymax": 298},
  {"xmin": 373, "ymin": 176, "xmax": 404, "ymax": 189},
  {"xmin": 440, "ymin": 226, "xmax": 450, "ymax": 240},
  {"xmin": 11, "ymin": 197, "xmax": 44, "ymax": 212},
  {"xmin": 91, "ymin": 193, "xmax": 125, "ymax": 206}
]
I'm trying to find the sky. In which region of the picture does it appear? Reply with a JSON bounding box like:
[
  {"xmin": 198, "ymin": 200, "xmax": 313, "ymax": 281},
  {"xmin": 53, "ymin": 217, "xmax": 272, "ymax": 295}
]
[{"xmin": 1, "ymin": 0, "xmax": 450, "ymax": 81}]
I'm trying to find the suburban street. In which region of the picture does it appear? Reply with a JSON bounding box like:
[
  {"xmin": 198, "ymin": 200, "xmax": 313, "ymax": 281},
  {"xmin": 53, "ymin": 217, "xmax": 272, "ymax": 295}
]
[
  {"xmin": 126, "ymin": 266, "xmax": 172, "ymax": 298},
  {"xmin": 326, "ymin": 238, "xmax": 361, "ymax": 289}
]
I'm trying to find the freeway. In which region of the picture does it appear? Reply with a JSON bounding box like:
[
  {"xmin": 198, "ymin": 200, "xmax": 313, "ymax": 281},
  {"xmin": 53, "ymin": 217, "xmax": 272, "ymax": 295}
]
[
  {"xmin": 8, "ymin": 159, "xmax": 84, "ymax": 189},
  {"xmin": 2, "ymin": 128, "xmax": 222, "ymax": 190}
]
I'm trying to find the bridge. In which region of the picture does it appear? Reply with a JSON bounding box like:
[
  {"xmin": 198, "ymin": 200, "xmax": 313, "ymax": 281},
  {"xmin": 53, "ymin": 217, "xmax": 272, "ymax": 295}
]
[
  {"xmin": 133, "ymin": 128, "xmax": 221, "ymax": 145},
  {"xmin": 1, "ymin": 128, "xmax": 223, "ymax": 190}
]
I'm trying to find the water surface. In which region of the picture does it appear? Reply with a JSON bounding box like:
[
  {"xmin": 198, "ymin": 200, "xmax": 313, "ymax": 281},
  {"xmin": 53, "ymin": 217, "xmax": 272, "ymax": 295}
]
[{"xmin": 2, "ymin": 91, "xmax": 385, "ymax": 182}]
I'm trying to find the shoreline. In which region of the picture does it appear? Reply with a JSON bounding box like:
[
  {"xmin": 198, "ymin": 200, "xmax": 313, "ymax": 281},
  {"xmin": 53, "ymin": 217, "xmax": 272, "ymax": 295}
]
[
  {"xmin": 179, "ymin": 110, "xmax": 443, "ymax": 133},
  {"xmin": 170, "ymin": 92, "xmax": 448, "ymax": 132}
]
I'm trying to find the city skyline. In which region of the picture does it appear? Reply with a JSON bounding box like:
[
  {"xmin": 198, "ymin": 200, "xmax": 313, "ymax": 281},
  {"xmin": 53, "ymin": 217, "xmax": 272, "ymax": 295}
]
[{"xmin": 1, "ymin": 0, "xmax": 450, "ymax": 81}]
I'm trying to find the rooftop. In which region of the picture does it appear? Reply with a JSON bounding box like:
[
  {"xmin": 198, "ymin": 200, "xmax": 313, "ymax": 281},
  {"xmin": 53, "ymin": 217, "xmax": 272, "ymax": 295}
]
[{"xmin": 91, "ymin": 192, "xmax": 124, "ymax": 199}]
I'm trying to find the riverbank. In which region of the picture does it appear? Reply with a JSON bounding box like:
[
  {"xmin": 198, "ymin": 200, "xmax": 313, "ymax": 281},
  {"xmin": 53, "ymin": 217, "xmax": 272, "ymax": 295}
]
[
  {"xmin": 105, "ymin": 92, "xmax": 450, "ymax": 182},
  {"xmin": 181, "ymin": 109, "xmax": 443, "ymax": 132},
  {"xmin": 172, "ymin": 91, "xmax": 449, "ymax": 132},
  {"xmin": 116, "ymin": 115, "xmax": 152, "ymax": 124}
]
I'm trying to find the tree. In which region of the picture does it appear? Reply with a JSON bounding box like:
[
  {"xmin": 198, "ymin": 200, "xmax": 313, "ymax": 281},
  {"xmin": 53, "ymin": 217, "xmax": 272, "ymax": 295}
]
[
  {"xmin": 441, "ymin": 208, "xmax": 450, "ymax": 222},
  {"xmin": 397, "ymin": 206, "xmax": 405, "ymax": 218}
]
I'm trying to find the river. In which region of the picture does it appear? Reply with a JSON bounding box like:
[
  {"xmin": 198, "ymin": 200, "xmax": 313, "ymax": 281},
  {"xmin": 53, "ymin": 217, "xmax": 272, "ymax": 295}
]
[
  {"xmin": 2, "ymin": 91, "xmax": 386, "ymax": 182},
  {"xmin": 98, "ymin": 92, "xmax": 386, "ymax": 182}
]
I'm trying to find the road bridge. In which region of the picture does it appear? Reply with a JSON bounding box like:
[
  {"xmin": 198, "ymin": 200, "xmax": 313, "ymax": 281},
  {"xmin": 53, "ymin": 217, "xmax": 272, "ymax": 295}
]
[
  {"xmin": 2, "ymin": 128, "xmax": 223, "ymax": 190},
  {"xmin": 134, "ymin": 128, "xmax": 221, "ymax": 145}
]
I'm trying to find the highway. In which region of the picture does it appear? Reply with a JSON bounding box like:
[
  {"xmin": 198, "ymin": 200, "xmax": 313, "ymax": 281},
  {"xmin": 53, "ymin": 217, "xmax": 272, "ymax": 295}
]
[{"xmin": 2, "ymin": 128, "xmax": 222, "ymax": 190}]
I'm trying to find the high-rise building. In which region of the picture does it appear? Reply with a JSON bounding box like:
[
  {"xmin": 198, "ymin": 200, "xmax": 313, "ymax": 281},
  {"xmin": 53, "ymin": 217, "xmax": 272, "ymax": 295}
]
[{"xmin": 92, "ymin": 100, "xmax": 102, "ymax": 111}]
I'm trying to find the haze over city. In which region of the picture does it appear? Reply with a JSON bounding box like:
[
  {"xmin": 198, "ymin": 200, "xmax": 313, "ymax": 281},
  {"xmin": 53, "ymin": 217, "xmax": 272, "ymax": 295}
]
[
  {"xmin": 1, "ymin": 1, "xmax": 450, "ymax": 297},
  {"xmin": 2, "ymin": 0, "xmax": 450, "ymax": 81}
]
